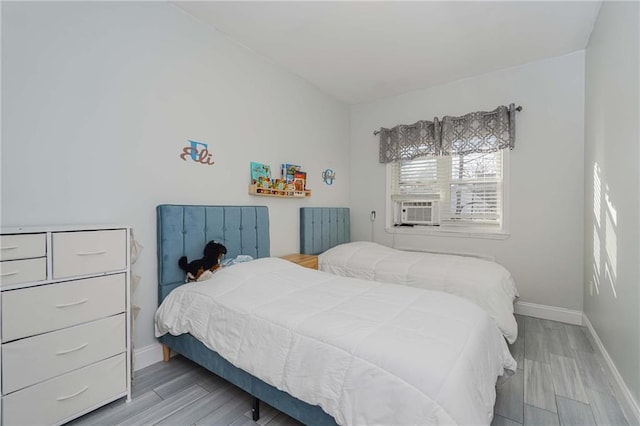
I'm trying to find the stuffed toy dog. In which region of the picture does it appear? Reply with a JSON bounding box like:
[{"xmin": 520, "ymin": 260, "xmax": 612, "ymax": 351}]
[{"xmin": 178, "ymin": 241, "xmax": 227, "ymax": 282}]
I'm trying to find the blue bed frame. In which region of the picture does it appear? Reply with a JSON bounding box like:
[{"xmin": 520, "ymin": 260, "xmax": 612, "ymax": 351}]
[
  {"xmin": 300, "ymin": 207, "xmax": 351, "ymax": 255},
  {"xmin": 156, "ymin": 205, "xmax": 337, "ymax": 426}
]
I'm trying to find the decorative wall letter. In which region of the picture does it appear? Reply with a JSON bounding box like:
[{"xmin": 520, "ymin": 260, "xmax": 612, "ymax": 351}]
[
  {"xmin": 180, "ymin": 140, "xmax": 215, "ymax": 165},
  {"xmin": 322, "ymin": 169, "xmax": 336, "ymax": 185}
]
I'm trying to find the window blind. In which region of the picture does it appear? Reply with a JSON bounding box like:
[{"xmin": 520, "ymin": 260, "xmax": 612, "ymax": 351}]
[
  {"xmin": 391, "ymin": 157, "xmax": 439, "ymax": 197},
  {"xmin": 391, "ymin": 151, "xmax": 504, "ymax": 226}
]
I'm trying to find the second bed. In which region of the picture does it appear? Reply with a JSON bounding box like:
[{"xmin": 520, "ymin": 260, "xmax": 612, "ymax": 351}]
[{"xmin": 300, "ymin": 207, "xmax": 519, "ymax": 343}]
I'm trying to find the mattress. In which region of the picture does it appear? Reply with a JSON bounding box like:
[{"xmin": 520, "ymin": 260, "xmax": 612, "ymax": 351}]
[
  {"xmin": 156, "ymin": 257, "xmax": 516, "ymax": 425},
  {"xmin": 319, "ymin": 242, "xmax": 519, "ymax": 343}
]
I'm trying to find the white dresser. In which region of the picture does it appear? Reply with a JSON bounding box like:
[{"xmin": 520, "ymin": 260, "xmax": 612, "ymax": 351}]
[{"xmin": 0, "ymin": 225, "xmax": 131, "ymax": 426}]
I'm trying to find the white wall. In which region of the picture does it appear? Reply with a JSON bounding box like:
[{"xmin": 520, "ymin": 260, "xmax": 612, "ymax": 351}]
[
  {"xmin": 350, "ymin": 52, "xmax": 585, "ymax": 312},
  {"xmin": 1, "ymin": 2, "xmax": 350, "ymax": 348},
  {"xmin": 584, "ymin": 1, "xmax": 640, "ymax": 405}
]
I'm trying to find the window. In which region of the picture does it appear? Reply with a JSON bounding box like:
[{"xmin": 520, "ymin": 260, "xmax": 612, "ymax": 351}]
[{"xmin": 388, "ymin": 149, "xmax": 508, "ymax": 236}]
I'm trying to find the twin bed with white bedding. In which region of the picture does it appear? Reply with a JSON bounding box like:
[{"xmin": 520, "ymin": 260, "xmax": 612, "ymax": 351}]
[
  {"xmin": 300, "ymin": 207, "xmax": 520, "ymax": 343},
  {"xmin": 318, "ymin": 241, "xmax": 519, "ymax": 343},
  {"xmin": 155, "ymin": 205, "xmax": 517, "ymax": 426}
]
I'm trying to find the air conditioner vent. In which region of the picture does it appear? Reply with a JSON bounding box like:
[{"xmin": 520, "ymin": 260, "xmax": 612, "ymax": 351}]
[{"xmin": 400, "ymin": 201, "xmax": 439, "ymax": 225}]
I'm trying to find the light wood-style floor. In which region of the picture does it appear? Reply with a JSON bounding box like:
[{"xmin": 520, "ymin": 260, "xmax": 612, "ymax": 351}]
[{"xmin": 70, "ymin": 315, "xmax": 631, "ymax": 426}]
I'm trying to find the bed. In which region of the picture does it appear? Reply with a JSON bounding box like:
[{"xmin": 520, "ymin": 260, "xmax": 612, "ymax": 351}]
[
  {"xmin": 156, "ymin": 205, "xmax": 334, "ymax": 425},
  {"xmin": 155, "ymin": 204, "xmax": 516, "ymax": 425},
  {"xmin": 300, "ymin": 207, "xmax": 519, "ymax": 343}
]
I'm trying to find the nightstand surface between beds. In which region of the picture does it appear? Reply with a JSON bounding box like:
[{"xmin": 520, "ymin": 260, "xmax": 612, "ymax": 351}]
[{"xmin": 280, "ymin": 253, "xmax": 318, "ymax": 270}]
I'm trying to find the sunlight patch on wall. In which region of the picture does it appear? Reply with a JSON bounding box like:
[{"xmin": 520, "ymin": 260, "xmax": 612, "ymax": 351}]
[
  {"xmin": 590, "ymin": 162, "xmax": 619, "ymax": 299},
  {"xmin": 604, "ymin": 193, "xmax": 618, "ymax": 298},
  {"xmin": 605, "ymin": 188, "xmax": 617, "ymax": 227},
  {"xmin": 594, "ymin": 162, "xmax": 601, "ymax": 228},
  {"xmin": 591, "ymin": 227, "xmax": 601, "ymax": 296},
  {"xmin": 604, "ymin": 260, "xmax": 617, "ymax": 298},
  {"xmin": 605, "ymin": 210, "xmax": 617, "ymax": 278}
]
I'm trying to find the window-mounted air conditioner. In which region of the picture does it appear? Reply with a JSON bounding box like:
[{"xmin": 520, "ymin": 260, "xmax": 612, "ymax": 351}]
[{"xmin": 400, "ymin": 200, "xmax": 440, "ymax": 225}]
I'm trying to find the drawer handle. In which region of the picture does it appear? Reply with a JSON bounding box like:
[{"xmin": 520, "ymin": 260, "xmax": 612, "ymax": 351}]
[
  {"xmin": 77, "ymin": 250, "xmax": 107, "ymax": 256},
  {"xmin": 0, "ymin": 270, "xmax": 19, "ymax": 277},
  {"xmin": 56, "ymin": 298, "xmax": 89, "ymax": 308},
  {"xmin": 0, "ymin": 245, "xmax": 18, "ymax": 250},
  {"xmin": 56, "ymin": 342, "xmax": 89, "ymax": 355},
  {"xmin": 56, "ymin": 386, "xmax": 89, "ymax": 401}
]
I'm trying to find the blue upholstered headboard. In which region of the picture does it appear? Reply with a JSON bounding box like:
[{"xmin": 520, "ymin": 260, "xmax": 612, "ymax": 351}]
[
  {"xmin": 157, "ymin": 205, "xmax": 270, "ymax": 302},
  {"xmin": 300, "ymin": 207, "xmax": 350, "ymax": 255}
]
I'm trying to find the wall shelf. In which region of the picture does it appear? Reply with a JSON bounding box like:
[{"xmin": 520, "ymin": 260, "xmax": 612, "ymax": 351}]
[{"xmin": 248, "ymin": 184, "xmax": 311, "ymax": 198}]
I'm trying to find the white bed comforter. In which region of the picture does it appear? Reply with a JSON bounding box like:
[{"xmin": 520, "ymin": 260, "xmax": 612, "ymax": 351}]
[
  {"xmin": 156, "ymin": 257, "xmax": 516, "ymax": 426},
  {"xmin": 319, "ymin": 242, "xmax": 519, "ymax": 343}
]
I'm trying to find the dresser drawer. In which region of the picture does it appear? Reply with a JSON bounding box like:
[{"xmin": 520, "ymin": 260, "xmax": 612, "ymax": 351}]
[
  {"xmin": 3, "ymin": 353, "xmax": 126, "ymax": 426},
  {"xmin": 0, "ymin": 257, "xmax": 47, "ymax": 287},
  {"xmin": 0, "ymin": 233, "xmax": 46, "ymax": 261},
  {"xmin": 2, "ymin": 314, "xmax": 125, "ymax": 393},
  {"xmin": 2, "ymin": 274, "xmax": 125, "ymax": 342},
  {"xmin": 53, "ymin": 230, "xmax": 126, "ymax": 279}
]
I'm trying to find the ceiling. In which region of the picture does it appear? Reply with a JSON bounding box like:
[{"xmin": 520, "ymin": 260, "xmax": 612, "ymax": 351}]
[{"xmin": 174, "ymin": 1, "xmax": 602, "ymax": 104}]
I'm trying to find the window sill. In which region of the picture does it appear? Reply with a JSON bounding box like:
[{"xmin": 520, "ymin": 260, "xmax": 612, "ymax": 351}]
[{"xmin": 385, "ymin": 225, "xmax": 510, "ymax": 240}]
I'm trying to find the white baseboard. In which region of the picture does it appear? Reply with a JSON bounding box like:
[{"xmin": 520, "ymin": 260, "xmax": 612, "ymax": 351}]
[
  {"xmin": 514, "ymin": 300, "xmax": 583, "ymax": 325},
  {"xmin": 583, "ymin": 314, "xmax": 640, "ymax": 425},
  {"xmin": 133, "ymin": 343, "xmax": 164, "ymax": 371}
]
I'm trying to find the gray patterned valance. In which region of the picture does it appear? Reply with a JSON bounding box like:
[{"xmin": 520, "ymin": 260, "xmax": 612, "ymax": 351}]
[
  {"xmin": 378, "ymin": 120, "xmax": 440, "ymax": 163},
  {"xmin": 378, "ymin": 104, "xmax": 518, "ymax": 163}
]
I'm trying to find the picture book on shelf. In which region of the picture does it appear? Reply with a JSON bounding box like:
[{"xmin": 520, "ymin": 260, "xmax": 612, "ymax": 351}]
[
  {"xmin": 280, "ymin": 163, "xmax": 301, "ymax": 183},
  {"xmin": 250, "ymin": 162, "xmax": 272, "ymax": 187},
  {"xmin": 293, "ymin": 171, "xmax": 306, "ymax": 191}
]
